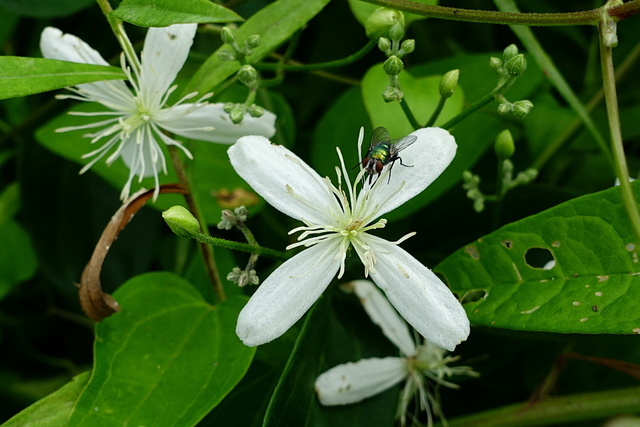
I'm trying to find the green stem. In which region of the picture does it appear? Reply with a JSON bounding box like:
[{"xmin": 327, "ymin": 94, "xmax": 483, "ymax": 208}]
[
  {"xmin": 424, "ymin": 95, "xmax": 447, "ymax": 127},
  {"xmin": 361, "ymin": 0, "xmax": 640, "ymax": 26},
  {"xmin": 168, "ymin": 146, "xmax": 226, "ymax": 302},
  {"xmin": 94, "ymin": 0, "xmax": 140, "ymax": 73},
  {"xmin": 192, "ymin": 232, "xmax": 288, "ymax": 260},
  {"xmin": 399, "ymin": 98, "xmax": 421, "ymax": 130},
  {"xmin": 598, "ymin": 22, "xmax": 640, "ymax": 243},
  {"xmin": 255, "ymin": 39, "xmax": 377, "ymax": 72},
  {"xmin": 440, "ymin": 386, "xmax": 640, "ymax": 427}
]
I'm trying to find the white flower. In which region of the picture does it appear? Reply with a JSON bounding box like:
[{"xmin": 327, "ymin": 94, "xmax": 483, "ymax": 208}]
[
  {"xmin": 40, "ymin": 24, "xmax": 276, "ymax": 200},
  {"xmin": 228, "ymin": 127, "xmax": 470, "ymax": 350},
  {"xmin": 315, "ymin": 280, "xmax": 478, "ymax": 427}
]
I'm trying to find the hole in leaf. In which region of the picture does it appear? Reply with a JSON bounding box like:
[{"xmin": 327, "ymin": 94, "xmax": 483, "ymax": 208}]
[
  {"xmin": 460, "ymin": 289, "xmax": 487, "ymax": 303},
  {"xmin": 524, "ymin": 247, "xmax": 555, "ymax": 269}
]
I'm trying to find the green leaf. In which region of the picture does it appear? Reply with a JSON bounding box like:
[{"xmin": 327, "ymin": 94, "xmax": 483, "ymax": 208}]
[
  {"xmin": 0, "ymin": 182, "xmax": 20, "ymax": 226},
  {"xmin": 0, "ymin": 57, "xmax": 125, "ymax": 100},
  {"xmin": 264, "ymin": 289, "xmax": 398, "ymax": 427},
  {"xmin": 111, "ymin": 0, "xmax": 243, "ymax": 27},
  {"xmin": 0, "ymin": 0, "xmax": 93, "ymax": 18},
  {"xmin": 185, "ymin": 0, "xmax": 331, "ymax": 96},
  {"xmin": 435, "ymin": 182, "xmax": 640, "ymax": 334},
  {"xmin": 361, "ymin": 64, "xmax": 464, "ymax": 138},
  {"xmin": 67, "ymin": 272, "xmax": 255, "ymax": 426},
  {"xmin": 3, "ymin": 372, "xmax": 91, "ymax": 427},
  {"xmin": 0, "ymin": 221, "xmax": 38, "ymax": 301}
]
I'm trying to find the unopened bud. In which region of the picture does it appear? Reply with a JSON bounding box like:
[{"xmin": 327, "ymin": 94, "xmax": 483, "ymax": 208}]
[
  {"xmin": 245, "ymin": 34, "xmax": 261, "ymax": 49},
  {"xmin": 365, "ymin": 7, "xmax": 405, "ymax": 39},
  {"xmin": 512, "ymin": 99, "xmax": 533, "ymax": 119},
  {"xmin": 494, "ymin": 129, "xmax": 515, "ymax": 160},
  {"xmin": 237, "ymin": 65, "xmax": 258, "ymax": 86},
  {"xmin": 162, "ymin": 206, "xmax": 200, "ymax": 238},
  {"xmin": 383, "ymin": 55, "xmax": 404, "ymax": 76},
  {"xmin": 217, "ymin": 49, "xmax": 236, "ymax": 62},
  {"xmin": 505, "ymin": 54, "xmax": 527, "ymax": 76},
  {"xmin": 389, "ymin": 21, "xmax": 405, "ymax": 41},
  {"xmin": 497, "ymin": 103, "xmax": 512, "ymax": 115},
  {"xmin": 490, "ymin": 57, "xmax": 503, "ymax": 73},
  {"xmin": 221, "ymin": 26, "xmax": 236, "ymax": 45},
  {"xmin": 248, "ymin": 104, "xmax": 265, "ymax": 117},
  {"xmin": 439, "ymin": 69, "xmax": 459, "ymax": 98},
  {"xmin": 400, "ymin": 39, "xmax": 415, "ymax": 55},
  {"xmin": 230, "ymin": 108, "xmax": 245, "ymax": 124},
  {"xmin": 223, "ymin": 102, "xmax": 234, "ymax": 113},
  {"xmin": 382, "ymin": 86, "xmax": 403, "ymax": 102},
  {"xmin": 503, "ymin": 44, "xmax": 519, "ymax": 62},
  {"xmin": 378, "ymin": 37, "xmax": 391, "ymax": 53}
]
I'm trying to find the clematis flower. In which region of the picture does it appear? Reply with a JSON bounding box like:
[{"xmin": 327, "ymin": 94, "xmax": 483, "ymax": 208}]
[
  {"xmin": 228, "ymin": 127, "xmax": 470, "ymax": 350},
  {"xmin": 315, "ymin": 280, "xmax": 478, "ymax": 427},
  {"xmin": 40, "ymin": 24, "xmax": 276, "ymax": 200}
]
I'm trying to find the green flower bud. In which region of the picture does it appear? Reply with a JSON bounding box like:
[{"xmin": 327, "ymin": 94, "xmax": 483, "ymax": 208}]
[
  {"xmin": 512, "ymin": 99, "xmax": 533, "ymax": 119},
  {"xmin": 497, "ymin": 103, "xmax": 512, "ymax": 115},
  {"xmin": 400, "ymin": 39, "xmax": 415, "ymax": 55},
  {"xmin": 230, "ymin": 108, "xmax": 245, "ymax": 124},
  {"xmin": 221, "ymin": 26, "xmax": 236, "ymax": 45},
  {"xmin": 382, "ymin": 86, "xmax": 403, "ymax": 102},
  {"xmin": 505, "ymin": 54, "xmax": 527, "ymax": 76},
  {"xmin": 389, "ymin": 21, "xmax": 405, "ymax": 42},
  {"xmin": 365, "ymin": 7, "xmax": 405, "ymax": 40},
  {"xmin": 223, "ymin": 102, "xmax": 235, "ymax": 113},
  {"xmin": 489, "ymin": 57, "xmax": 502, "ymax": 73},
  {"xmin": 237, "ymin": 65, "xmax": 258, "ymax": 86},
  {"xmin": 494, "ymin": 129, "xmax": 515, "ymax": 160},
  {"xmin": 217, "ymin": 49, "xmax": 236, "ymax": 62},
  {"xmin": 383, "ymin": 55, "xmax": 404, "ymax": 76},
  {"xmin": 439, "ymin": 69, "xmax": 459, "ymax": 99},
  {"xmin": 245, "ymin": 34, "xmax": 261, "ymax": 49},
  {"xmin": 162, "ymin": 206, "xmax": 200, "ymax": 238},
  {"xmin": 378, "ymin": 37, "xmax": 392, "ymax": 54},
  {"xmin": 503, "ymin": 44, "xmax": 519, "ymax": 62},
  {"xmin": 248, "ymin": 104, "xmax": 265, "ymax": 118}
]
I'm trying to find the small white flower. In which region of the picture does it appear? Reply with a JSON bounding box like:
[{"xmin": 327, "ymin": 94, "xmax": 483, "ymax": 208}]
[
  {"xmin": 40, "ymin": 24, "xmax": 276, "ymax": 200},
  {"xmin": 228, "ymin": 127, "xmax": 470, "ymax": 350},
  {"xmin": 315, "ymin": 280, "xmax": 478, "ymax": 427}
]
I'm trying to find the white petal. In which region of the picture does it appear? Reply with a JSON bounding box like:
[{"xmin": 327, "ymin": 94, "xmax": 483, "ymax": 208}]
[
  {"xmin": 347, "ymin": 280, "xmax": 416, "ymax": 356},
  {"xmin": 236, "ymin": 239, "xmax": 342, "ymax": 346},
  {"xmin": 359, "ymin": 127, "xmax": 457, "ymax": 219},
  {"xmin": 228, "ymin": 136, "xmax": 340, "ymax": 225},
  {"xmin": 365, "ymin": 235, "xmax": 470, "ymax": 351},
  {"xmin": 40, "ymin": 27, "xmax": 132, "ymax": 109},
  {"xmin": 156, "ymin": 103, "xmax": 276, "ymax": 143},
  {"xmin": 315, "ymin": 357, "xmax": 407, "ymax": 405},
  {"xmin": 139, "ymin": 24, "xmax": 197, "ymax": 104}
]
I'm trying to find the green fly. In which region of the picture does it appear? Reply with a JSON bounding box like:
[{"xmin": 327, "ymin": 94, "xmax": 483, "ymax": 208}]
[{"xmin": 360, "ymin": 127, "xmax": 417, "ymax": 185}]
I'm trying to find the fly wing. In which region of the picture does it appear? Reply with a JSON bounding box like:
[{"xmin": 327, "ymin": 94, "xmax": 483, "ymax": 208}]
[
  {"xmin": 369, "ymin": 127, "xmax": 391, "ymax": 151},
  {"xmin": 389, "ymin": 135, "xmax": 417, "ymax": 155}
]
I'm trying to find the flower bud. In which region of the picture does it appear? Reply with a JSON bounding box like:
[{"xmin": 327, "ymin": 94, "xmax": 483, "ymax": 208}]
[
  {"xmin": 497, "ymin": 103, "xmax": 512, "ymax": 116},
  {"xmin": 489, "ymin": 57, "xmax": 502, "ymax": 73},
  {"xmin": 494, "ymin": 129, "xmax": 515, "ymax": 160},
  {"xmin": 223, "ymin": 102, "xmax": 235, "ymax": 113},
  {"xmin": 221, "ymin": 26, "xmax": 236, "ymax": 45},
  {"xmin": 400, "ymin": 39, "xmax": 415, "ymax": 55},
  {"xmin": 438, "ymin": 69, "xmax": 459, "ymax": 98},
  {"xmin": 512, "ymin": 99, "xmax": 533, "ymax": 119},
  {"xmin": 382, "ymin": 86, "xmax": 403, "ymax": 102},
  {"xmin": 248, "ymin": 104, "xmax": 265, "ymax": 118},
  {"xmin": 230, "ymin": 108, "xmax": 245, "ymax": 124},
  {"xmin": 383, "ymin": 55, "xmax": 404, "ymax": 76},
  {"xmin": 237, "ymin": 65, "xmax": 258, "ymax": 86},
  {"xmin": 163, "ymin": 206, "xmax": 200, "ymax": 238},
  {"xmin": 245, "ymin": 34, "xmax": 261, "ymax": 49},
  {"xmin": 378, "ymin": 37, "xmax": 391, "ymax": 54},
  {"xmin": 365, "ymin": 7, "xmax": 405, "ymax": 39},
  {"xmin": 505, "ymin": 54, "xmax": 527, "ymax": 76},
  {"xmin": 217, "ymin": 49, "xmax": 236, "ymax": 62},
  {"xmin": 503, "ymin": 44, "xmax": 519, "ymax": 62},
  {"xmin": 389, "ymin": 21, "xmax": 405, "ymax": 42}
]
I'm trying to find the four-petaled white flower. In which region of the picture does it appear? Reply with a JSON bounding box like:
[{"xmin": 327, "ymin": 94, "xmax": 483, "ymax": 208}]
[
  {"xmin": 315, "ymin": 280, "xmax": 478, "ymax": 427},
  {"xmin": 40, "ymin": 24, "xmax": 276, "ymax": 200},
  {"xmin": 228, "ymin": 127, "xmax": 470, "ymax": 351}
]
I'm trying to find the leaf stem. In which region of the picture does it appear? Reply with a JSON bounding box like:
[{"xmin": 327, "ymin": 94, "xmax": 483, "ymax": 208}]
[
  {"xmin": 399, "ymin": 98, "xmax": 421, "ymax": 130},
  {"xmin": 424, "ymin": 95, "xmax": 447, "ymax": 127},
  {"xmin": 598, "ymin": 22, "xmax": 640, "ymax": 243},
  {"xmin": 94, "ymin": 0, "xmax": 140, "ymax": 73},
  {"xmin": 361, "ymin": 0, "xmax": 640, "ymax": 26},
  {"xmin": 191, "ymin": 232, "xmax": 288, "ymax": 260},
  {"xmin": 168, "ymin": 146, "xmax": 226, "ymax": 302}
]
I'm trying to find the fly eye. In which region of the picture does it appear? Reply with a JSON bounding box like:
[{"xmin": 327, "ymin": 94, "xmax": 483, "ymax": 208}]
[{"xmin": 375, "ymin": 162, "xmax": 384, "ymax": 173}]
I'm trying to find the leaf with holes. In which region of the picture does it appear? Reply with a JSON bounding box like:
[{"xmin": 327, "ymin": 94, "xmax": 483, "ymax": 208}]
[{"xmin": 435, "ymin": 182, "xmax": 640, "ymax": 335}]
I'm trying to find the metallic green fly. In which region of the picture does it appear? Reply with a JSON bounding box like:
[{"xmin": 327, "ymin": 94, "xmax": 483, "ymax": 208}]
[{"xmin": 361, "ymin": 127, "xmax": 417, "ymax": 185}]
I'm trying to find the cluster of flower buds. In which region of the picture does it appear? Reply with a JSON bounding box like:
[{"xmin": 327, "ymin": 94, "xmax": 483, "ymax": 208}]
[
  {"xmin": 490, "ymin": 44, "xmax": 534, "ymax": 119},
  {"xmin": 217, "ymin": 26, "xmax": 261, "ymax": 63}
]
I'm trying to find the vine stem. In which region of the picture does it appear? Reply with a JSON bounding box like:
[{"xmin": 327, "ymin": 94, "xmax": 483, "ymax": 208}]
[
  {"xmin": 598, "ymin": 23, "xmax": 640, "ymax": 244},
  {"xmin": 361, "ymin": 0, "xmax": 640, "ymax": 26},
  {"xmin": 191, "ymin": 232, "xmax": 288, "ymax": 260},
  {"xmin": 94, "ymin": 0, "xmax": 140, "ymax": 73},
  {"xmin": 168, "ymin": 146, "xmax": 226, "ymax": 302}
]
